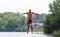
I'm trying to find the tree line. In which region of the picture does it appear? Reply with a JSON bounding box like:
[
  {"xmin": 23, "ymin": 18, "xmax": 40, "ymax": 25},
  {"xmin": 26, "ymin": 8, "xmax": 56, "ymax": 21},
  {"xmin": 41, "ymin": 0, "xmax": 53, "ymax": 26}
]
[
  {"xmin": 0, "ymin": 12, "xmax": 45, "ymax": 32},
  {"xmin": 44, "ymin": 0, "xmax": 60, "ymax": 35},
  {"xmin": 0, "ymin": 12, "xmax": 27, "ymax": 32}
]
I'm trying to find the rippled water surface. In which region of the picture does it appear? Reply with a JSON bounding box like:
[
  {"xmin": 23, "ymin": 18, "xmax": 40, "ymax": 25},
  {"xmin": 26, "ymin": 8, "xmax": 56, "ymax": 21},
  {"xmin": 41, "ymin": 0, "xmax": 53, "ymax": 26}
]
[{"xmin": 0, "ymin": 32, "xmax": 59, "ymax": 37}]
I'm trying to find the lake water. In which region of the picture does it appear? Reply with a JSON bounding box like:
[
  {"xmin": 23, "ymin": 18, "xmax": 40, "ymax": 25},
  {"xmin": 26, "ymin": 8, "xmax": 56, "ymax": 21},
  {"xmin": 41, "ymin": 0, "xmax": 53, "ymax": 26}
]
[{"xmin": 0, "ymin": 32, "xmax": 59, "ymax": 37}]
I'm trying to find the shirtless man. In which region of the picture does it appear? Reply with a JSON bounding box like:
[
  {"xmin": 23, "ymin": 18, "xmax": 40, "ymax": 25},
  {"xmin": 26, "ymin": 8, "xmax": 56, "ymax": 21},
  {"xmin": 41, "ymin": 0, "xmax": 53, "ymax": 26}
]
[{"xmin": 22, "ymin": 9, "xmax": 39, "ymax": 34}]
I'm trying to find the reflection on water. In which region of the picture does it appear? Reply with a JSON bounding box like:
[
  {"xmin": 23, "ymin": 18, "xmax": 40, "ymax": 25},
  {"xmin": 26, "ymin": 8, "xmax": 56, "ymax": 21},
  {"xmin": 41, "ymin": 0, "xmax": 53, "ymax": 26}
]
[
  {"xmin": 34, "ymin": 32, "xmax": 60, "ymax": 37},
  {"xmin": 43, "ymin": 32, "xmax": 60, "ymax": 37},
  {"xmin": 54, "ymin": 36, "xmax": 60, "ymax": 37},
  {"xmin": 0, "ymin": 32, "xmax": 59, "ymax": 37},
  {"xmin": 44, "ymin": 34, "xmax": 55, "ymax": 37}
]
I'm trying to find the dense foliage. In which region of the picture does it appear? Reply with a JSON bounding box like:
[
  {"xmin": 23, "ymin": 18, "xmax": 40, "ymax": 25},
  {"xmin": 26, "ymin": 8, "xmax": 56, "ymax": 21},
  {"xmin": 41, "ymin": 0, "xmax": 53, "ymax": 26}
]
[
  {"xmin": 44, "ymin": 0, "xmax": 60, "ymax": 35},
  {"xmin": 0, "ymin": 12, "xmax": 45, "ymax": 32},
  {"xmin": 0, "ymin": 12, "xmax": 27, "ymax": 32}
]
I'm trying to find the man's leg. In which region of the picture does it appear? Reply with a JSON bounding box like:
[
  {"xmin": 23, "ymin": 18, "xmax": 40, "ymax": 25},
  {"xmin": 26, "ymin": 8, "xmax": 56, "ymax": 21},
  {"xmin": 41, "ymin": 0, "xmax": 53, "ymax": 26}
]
[
  {"xmin": 31, "ymin": 24, "xmax": 33, "ymax": 33},
  {"xmin": 27, "ymin": 24, "xmax": 29, "ymax": 34}
]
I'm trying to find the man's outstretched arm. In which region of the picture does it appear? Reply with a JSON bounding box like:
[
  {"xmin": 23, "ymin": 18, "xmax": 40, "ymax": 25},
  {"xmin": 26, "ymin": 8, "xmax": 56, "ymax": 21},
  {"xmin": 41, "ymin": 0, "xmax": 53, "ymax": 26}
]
[
  {"xmin": 32, "ymin": 12, "xmax": 40, "ymax": 15},
  {"xmin": 22, "ymin": 12, "xmax": 28, "ymax": 14}
]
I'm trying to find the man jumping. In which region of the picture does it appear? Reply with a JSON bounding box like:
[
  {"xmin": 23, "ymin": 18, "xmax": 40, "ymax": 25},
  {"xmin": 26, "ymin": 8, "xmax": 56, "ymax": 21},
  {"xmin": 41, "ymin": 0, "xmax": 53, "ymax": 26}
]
[{"xmin": 22, "ymin": 9, "xmax": 39, "ymax": 34}]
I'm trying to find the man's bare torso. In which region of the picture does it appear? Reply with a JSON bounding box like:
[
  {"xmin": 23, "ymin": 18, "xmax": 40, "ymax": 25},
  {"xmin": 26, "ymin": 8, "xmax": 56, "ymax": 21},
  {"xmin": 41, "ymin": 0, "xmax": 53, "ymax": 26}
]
[
  {"xmin": 23, "ymin": 9, "xmax": 39, "ymax": 20},
  {"xmin": 27, "ymin": 12, "xmax": 33, "ymax": 20}
]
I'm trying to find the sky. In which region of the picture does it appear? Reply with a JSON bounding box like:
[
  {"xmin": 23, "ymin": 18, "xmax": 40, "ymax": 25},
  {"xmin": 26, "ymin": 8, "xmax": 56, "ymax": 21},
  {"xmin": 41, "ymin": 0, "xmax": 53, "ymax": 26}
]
[{"xmin": 0, "ymin": 0, "xmax": 54, "ymax": 14}]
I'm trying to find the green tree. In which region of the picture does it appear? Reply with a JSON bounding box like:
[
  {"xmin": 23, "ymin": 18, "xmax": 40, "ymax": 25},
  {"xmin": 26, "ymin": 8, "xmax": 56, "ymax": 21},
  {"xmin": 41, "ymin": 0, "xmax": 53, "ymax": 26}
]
[
  {"xmin": 0, "ymin": 12, "xmax": 27, "ymax": 32},
  {"xmin": 44, "ymin": 0, "xmax": 60, "ymax": 34}
]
